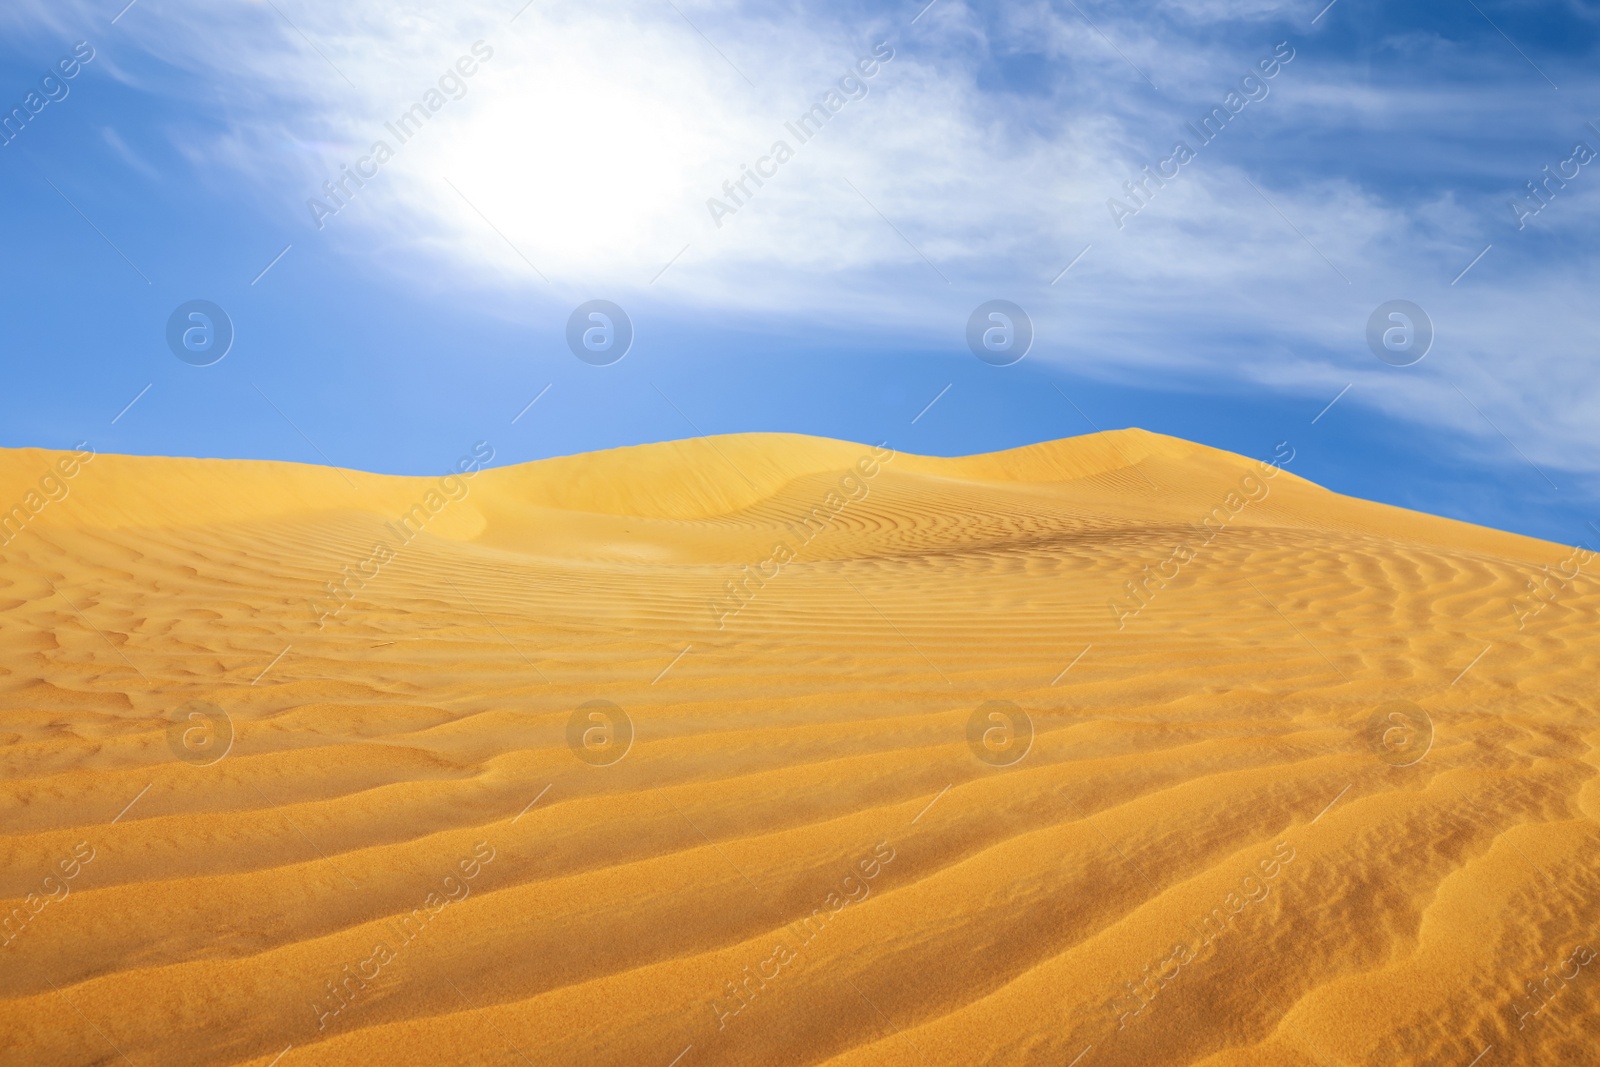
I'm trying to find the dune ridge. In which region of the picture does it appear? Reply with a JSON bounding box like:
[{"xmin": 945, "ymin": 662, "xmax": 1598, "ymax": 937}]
[{"xmin": 1, "ymin": 429, "xmax": 1596, "ymax": 1066}]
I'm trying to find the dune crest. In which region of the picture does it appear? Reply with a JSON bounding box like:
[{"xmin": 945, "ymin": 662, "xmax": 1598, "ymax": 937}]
[{"xmin": 1, "ymin": 430, "xmax": 1595, "ymax": 1066}]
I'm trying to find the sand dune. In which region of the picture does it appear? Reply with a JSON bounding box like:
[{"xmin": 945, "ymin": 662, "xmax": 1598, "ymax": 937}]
[{"xmin": 1, "ymin": 429, "xmax": 1596, "ymax": 1066}]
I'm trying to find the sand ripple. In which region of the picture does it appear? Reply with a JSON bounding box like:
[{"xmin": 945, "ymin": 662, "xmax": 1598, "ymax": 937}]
[{"xmin": 1, "ymin": 430, "xmax": 1596, "ymax": 1066}]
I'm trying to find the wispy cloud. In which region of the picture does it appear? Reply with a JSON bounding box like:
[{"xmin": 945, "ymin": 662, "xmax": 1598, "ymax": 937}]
[{"xmin": 5, "ymin": 0, "xmax": 1598, "ymax": 483}]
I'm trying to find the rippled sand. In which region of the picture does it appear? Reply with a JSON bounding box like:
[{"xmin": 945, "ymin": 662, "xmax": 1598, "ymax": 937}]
[{"xmin": 1, "ymin": 429, "xmax": 1596, "ymax": 1066}]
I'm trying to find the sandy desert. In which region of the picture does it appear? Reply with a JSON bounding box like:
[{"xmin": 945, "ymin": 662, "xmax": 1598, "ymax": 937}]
[{"xmin": 1, "ymin": 428, "xmax": 1596, "ymax": 1066}]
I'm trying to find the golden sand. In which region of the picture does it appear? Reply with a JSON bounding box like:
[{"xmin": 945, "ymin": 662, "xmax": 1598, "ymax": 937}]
[{"xmin": 1, "ymin": 429, "xmax": 1596, "ymax": 1066}]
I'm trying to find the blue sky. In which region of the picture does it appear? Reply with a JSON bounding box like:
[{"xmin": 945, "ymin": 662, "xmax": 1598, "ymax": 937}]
[{"xmin": 1, "ymin": 0, "xmax": 1597, "ymax": 547}]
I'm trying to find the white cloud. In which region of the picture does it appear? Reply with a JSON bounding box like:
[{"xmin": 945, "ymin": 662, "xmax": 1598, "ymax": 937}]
[{"xmin": 6, "ymin": 0, "xmax": 1599, "ymax": 479}]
